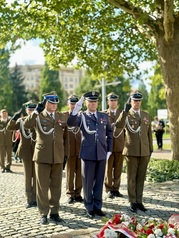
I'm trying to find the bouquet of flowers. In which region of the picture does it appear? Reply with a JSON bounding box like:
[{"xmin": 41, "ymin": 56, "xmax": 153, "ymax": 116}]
[{"xmin": 94, "ymin": 213, "xmax": 179, "ymax": 238}]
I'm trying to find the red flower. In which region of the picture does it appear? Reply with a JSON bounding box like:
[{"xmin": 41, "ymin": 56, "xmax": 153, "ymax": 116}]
[
  {"xmin": 146, "ymin": 228, "xmax": 153, "ymax": 235},
  {"xmin": 149, "ymin": 223, "xmax": 155, "ymax": 229},
  {"xmin": 169, "ymin": 223, "xmax": 175, "ymax": 228},
  {"xmin": 158, "ymin": 223, "xmax": 164, "ymax": 229}
]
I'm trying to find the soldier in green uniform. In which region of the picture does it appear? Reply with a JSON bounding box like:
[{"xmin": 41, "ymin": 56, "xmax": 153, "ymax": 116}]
[
  {"xmin": 104, "ymin": 93, "xmax": 125, "ymax": 199},
  {"xmin": 23, "ymin": 92, "xmax": 69, "ymax": 225},
  {"xmin": 115, "ymin": 92, "xmax": 153, "ymax": 212},
  {"xmin": 0, "ymin": 109, "xmax": 13, "ymax": 173},
  {"xmin": 64, "ymin": 95, "xmax": 83, "ymax": 204},
  {"xmin": 7, "ymin": 101, "xmax": 37, "ymax": 208}
]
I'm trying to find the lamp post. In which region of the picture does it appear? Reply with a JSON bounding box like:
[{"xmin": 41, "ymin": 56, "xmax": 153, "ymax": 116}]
[{"xmin": 96, "ymin": 79, "xmax": 121, "ymax": 110}]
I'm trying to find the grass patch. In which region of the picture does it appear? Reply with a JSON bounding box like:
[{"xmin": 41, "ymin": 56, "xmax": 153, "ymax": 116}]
[{"xmin": 153, "ymin": 144, "xmax": 171, "ymax": 150}]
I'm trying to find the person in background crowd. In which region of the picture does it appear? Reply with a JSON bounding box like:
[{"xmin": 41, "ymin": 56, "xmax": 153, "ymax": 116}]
[
  {"xmin": 0, "ymin": 109, "xmax": 13, "ymax": 173},
  {"xmin": 104, "ymin": 92, "xmax": 125, "ymax": 199},
  {"xmin": 7, "ymin": 101, "xmax": 37, "ymax": 209},
  {"xmin": 64, "ymin": 95, "xmax": 83, "ymax": 204},
  {"xmin": 23, "ymin": 92, "xmax": 69, "ymax": 225},
  {"xmin": 152, "ymin": 116, "xmax": 165, "ymax": 150},
  {"xmin": 115, "ymin": 92, "xmax": 153, "ymax": 213},
  {"xmin": 67, "ymin": 91, "xmax": 112, "ymax": 219}
]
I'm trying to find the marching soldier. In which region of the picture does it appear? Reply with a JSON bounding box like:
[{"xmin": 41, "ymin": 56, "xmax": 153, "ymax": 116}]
[
  {"xmin": 7, "ymin": 101, "xmax": 37, "ymax": 208},
  {"xmin": 67, "ymin": 91, "xmax": 112, "ymax": 219},
  {"xmin": 115, "ymin": 92, "xmax": 153, "ymax": 212},
  {"xmin": 23, "ymin": 92, "xmax": 69, "ymax": 225},
  {"xmin": 0, "ymin": 109, "xmax": 13, "ymax": 173},
  {"xmin": 64, "ymin": 95, "xmax": 83, "ymax": 204},
  {"xmin": 104, "ymin": 93, "xmax": 125, "ymax": 198}
]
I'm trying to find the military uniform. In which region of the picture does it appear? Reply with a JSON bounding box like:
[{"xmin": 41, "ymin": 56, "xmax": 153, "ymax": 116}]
[
  {"xmin": 0, "ymin": 109, "xmax": 13, "ymax": 172},
  {"xmin": 115, "ymin": 92, "xmax": 153, "ymax": 212},
  {"xmin": 64, "ymin": 95, "xmax": 82, "ymax": 203},
  {"xmin": 104, "ymin": 108, "xmax": 125, "ymax": 196},
  {"xmin": 67, "ymin": 91, "xmax": 112, "ymax": 216},
  {"xmin": 64, "ymin": 111, "xmax": 82, "ymax": 201},
  {"xmin": 23, "ymin": 92, "xmax": 69, "ymax": 224},
  {"xmin": 7, "ymin": 102, "xmax": 37, "ymax": 207}
]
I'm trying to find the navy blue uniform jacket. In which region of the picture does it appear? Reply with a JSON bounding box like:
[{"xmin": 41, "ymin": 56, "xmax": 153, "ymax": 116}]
[{"xmin": 67, "ymin": 111, "xmax": 112, "ymax": 161}]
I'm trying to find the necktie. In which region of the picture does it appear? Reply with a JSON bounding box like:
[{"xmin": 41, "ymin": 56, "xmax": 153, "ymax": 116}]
[
  {"xmin": 92, "ymin": 113, "xmax": 97, "ymax": 120},
  {"xmin": 50, "ymin": 113, "xmax": 54, "ymax": 119}
]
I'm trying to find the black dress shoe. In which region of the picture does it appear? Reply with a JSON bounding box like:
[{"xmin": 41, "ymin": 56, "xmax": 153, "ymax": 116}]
[
  {"xmin": 94, "ymin": 209, "xmax": 106, "ymax": 216},
  {"xmin": 107, "ymin": 191, "xmax": 114, "ymax": 198},
  {"xmin": 113, "ymin": 191, "xmax": 124, "ymax": 197},
  {"xmin": 137, "ymin": 203, "xmax": 148, "ymax": 212},
  {"xmin": 75, "ymin": 196, "xmax": 83, "ymax": 202},
  {"xmin": 86, "ymin": 210, "xmax": 95, "ymax": 219},
  {"xmin": 1, "ymin": 169, "xmax": 5, "ymax": 173},
  {"xmin": 5, "ymin": 168, "xmax": 13, "ymax": 173},
  {"xmin": 50, "ymin": 214, "xmax": 62, "ymax": 222},
  {"xmin": 31, "ymin": 201, "xmax": 37, "ymax": 207},
  {"xmin": 40, "ymin": 215, "xmax": 48, "ymax": 225},
  {"xmin": 67, "ymin": 197, "xmax": 75, "ymax": 204},
  {"xmin": 130, "ymin": 203, "xmax": 137, "ymax": 213}
]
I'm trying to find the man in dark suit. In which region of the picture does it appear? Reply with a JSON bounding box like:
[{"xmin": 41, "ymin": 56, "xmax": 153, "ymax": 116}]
[
  {"xmin": 23, "ymin": 92, "xmax": 69, "ymax": 225},
  {"xmin": 115, "ymin": 92, "xmax": 153, "ymax": 213},
  {"xmin": 7, "ymin": 101, "xmax": 37, "ymax": 209},
  {"xmin": 64, "ymin": 95, "xmax": 82, "ymax": 204},
  {"xmin": 104, "ymin": 93, "xmax": 125, "ymax": 199},
  {"xmin": 67, "ymin": 91, "xmax": 112, "ymax": 218}
]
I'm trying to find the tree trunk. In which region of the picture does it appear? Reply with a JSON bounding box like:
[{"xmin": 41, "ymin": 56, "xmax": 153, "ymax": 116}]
[{"xmin": 156, "ymin": 28, "xmax": 179, "ymax": 160}]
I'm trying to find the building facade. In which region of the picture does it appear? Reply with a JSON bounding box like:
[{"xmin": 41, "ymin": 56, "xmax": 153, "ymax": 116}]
[
  {"xmin": 59, "ymin": 66, "xmax": 86, "ymax": 95},
  {"xmin": 11, "ymin": 65, "xmax": 86, "ymax": 95}
]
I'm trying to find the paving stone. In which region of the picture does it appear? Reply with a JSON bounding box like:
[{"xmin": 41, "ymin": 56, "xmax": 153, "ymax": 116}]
[{"xmin": 0, "ymin": 156, "xmax": 179, "ymax": 237}]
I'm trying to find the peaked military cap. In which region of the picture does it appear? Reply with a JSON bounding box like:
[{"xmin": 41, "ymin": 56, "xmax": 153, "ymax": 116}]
[
  {"xmin": 107, "ymin": 92, "xmax": 119, "ymax": 100},
  {"xmin": 68, "ymin": 95, "xmax": 79, "ymax": 104},
  {"xmin": 130, "ymin": 92, "xmax": 143, "ymax": 101},
  {"xmin": 43, "ymin": 91, "xmax": 59, "ymax": 104},
  {"xmin": 23, "ymin": 100, "xmax": 36, "ymax": 109},
  {"xmin": 83, "ymin": 91, "xmax": 99, "ymax": 101}
]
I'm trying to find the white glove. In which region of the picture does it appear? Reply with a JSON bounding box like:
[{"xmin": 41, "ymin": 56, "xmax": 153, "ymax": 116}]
[
  {"xmin": 106, "ymin": 152, "xmax": 112, "ymax": 160},
  {"xmin": 72, "ymin": 96, "xmax": 84, "ymax": 115}
]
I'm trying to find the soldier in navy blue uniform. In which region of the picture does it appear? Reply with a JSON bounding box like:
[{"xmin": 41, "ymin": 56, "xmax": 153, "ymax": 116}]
[{"xmin": 67, "ymin": 91, "xmax": 112, "ymax": 218}]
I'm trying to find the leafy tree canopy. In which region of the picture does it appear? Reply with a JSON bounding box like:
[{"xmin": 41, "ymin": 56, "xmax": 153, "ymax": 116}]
[{"xmin": 0, "ymin": 0, "xmax": 158, "ymax": 80}]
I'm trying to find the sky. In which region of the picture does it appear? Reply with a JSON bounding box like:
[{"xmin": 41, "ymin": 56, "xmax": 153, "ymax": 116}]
[{"xmin": 9, "ymin": 40, "xmax": 45, "ymax": 67}]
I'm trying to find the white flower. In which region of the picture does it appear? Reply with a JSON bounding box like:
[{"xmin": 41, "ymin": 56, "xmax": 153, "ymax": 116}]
[
  {"xmin": 154, "ymin": 228, "xmax": 163, "ymax": 236},
  {"xmin": 167, "ymin": 228, "xmax": 175, "ymax": 235},
  {"xmin": 147, "ymin": 234, "xmax": 155, "ymax": 238},
  {"xmin": 104, "ymin": 229, "xmax": 118, "ymax": 238}
]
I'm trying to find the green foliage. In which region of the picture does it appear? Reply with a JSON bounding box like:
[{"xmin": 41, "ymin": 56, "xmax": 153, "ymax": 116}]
[
  {"xmin": 0, "ymin": 0, "xmax": 157, "ymax": 80},
  {"xmin": 138, "ymin": 81, "xmax": 148, "ymax": 111},
  {"xmin": 148, "ymin": 64, "xmax": 166, "ymax": 118},
  {"xmin": 40, "ymin": 62, "xmax": 65, "ymax": 109},
  {"xmin": 146, "ymin": 159, "xmax": 179, "ymax": 182},
  {"xmin": 0, "ymin": 49, "xmax": 12, "ymax": 111},
  {"xmin": 9, "ymin": 64, "xmax": 28, "ymax": 115}
]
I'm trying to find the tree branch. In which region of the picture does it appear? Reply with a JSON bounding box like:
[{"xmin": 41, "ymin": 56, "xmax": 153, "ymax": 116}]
[
  {"xmin": 163, "ymin": 0, "xmax": 174, "ymax": 43},
  {"xmin": 109, "ymin": 0, "xmax": 164, "ymax": 35}
]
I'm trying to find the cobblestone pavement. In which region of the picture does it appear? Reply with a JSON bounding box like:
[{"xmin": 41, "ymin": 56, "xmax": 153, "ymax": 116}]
[{"xmin": 0, "ymin": 152, "xmax": 178, "ymax": 238}]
